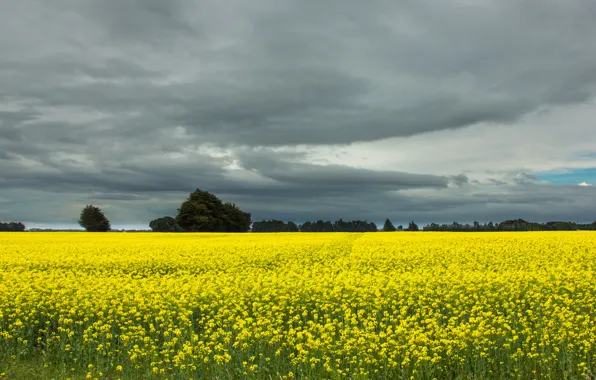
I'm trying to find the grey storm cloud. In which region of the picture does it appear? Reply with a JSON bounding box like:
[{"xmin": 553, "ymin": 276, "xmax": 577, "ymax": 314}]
[
  {"xmin": 449, "ymin": 174, "xmax": 469, "ymax": 187},
  {"xmin": 1, "ymin": 0, "xmax": 596, "ymax": 227},
  {"xmin": 3, "ymin": 0, "xmax": 596, "ymax": 145},
  {"xmin": 86, "ymin": 192, "xmax": 147, "ymax": 201},
  {"xmin": 235, "ymin": 149, "xmax": 449, "ymax": 189},
  {"xmin": 512, "ymin": 172, "xmax": 540, "ymax": 185}
]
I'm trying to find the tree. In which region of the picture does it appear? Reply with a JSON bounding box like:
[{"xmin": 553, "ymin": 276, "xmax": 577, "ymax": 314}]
[
  {"xmin": 252, "ymin": 220, "xmax": 299, "ymax": 232},
  {"xmin": 0, "ymin": 222, "xmax": 26, "ymax": 231},
  {"xmin": 79, "ymin": 205, "xmax": 111, "ymax": 232},
  {"xmin": 298, "ymin": 219, "xmax": 377, "ymax": 232},
  {"xmin": 287, "ymin": 221, "xmax": 299, "ymax": 232},
  {"xmin": 407, "ymin": 221, "xmax": 419, "ymax": 231},
  {"xmin": 423, "ymin": 223, "xmax": 440, "ymax": 231},
  {"xmin": 382, "ymin": 218, "xmax": 396, "ymax": 232},
  {"xmin": 175, "ymin": 189, "xmax": 251, "ymax": 232},
  {"xmin": 149, "ymin": 216, "xmax": 185, "ymax": 232},
  {"xmin": 221, "ymin": 202, "xmax": 251, "ymax": 232}
]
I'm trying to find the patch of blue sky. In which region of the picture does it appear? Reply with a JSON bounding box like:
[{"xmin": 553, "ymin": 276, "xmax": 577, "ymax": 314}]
[{"xmin": 536, "ymin": 167, "xmax": 596, "ymax": 185}]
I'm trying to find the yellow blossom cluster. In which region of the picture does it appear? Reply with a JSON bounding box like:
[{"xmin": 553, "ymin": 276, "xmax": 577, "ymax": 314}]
[{"xmin": 0, "ymin": 232, "xmax": 595, "ymax": 379}]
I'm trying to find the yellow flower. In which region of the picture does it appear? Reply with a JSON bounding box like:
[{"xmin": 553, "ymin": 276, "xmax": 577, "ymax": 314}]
[{"xmin": 1, "ymin": 231, "xmax": 595, "ymax": 379}]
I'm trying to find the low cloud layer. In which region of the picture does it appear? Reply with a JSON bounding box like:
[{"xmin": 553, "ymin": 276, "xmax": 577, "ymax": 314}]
[{"xmin": 1, "ymin": 0, "xmax": 596, "ymax": 228}]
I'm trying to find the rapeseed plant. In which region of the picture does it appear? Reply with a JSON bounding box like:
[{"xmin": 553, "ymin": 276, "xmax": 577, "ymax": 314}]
[{"xmin": 0, "ymin": 232, "xmax": 594, "ymax": 379}]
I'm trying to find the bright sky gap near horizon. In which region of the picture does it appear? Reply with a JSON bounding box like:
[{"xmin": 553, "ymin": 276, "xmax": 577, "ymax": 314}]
[{"xmin": 1, "ymin": 0, "xmax": 596, "ymax": 230}]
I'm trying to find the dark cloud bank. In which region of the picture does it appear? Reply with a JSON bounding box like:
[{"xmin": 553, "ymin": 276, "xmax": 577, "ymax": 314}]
[{"xmin": 1, "ymin": 0, "xmax": 596, "ymax": 228}]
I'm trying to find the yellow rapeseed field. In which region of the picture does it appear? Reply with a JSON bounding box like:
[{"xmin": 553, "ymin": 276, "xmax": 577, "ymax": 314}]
[{"xmin": 0, "ymin": 232, "xmax": 595, "ymax": 379}]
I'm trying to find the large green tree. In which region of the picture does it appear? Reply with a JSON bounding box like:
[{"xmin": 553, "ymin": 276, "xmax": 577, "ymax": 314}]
[
  {"xmin": 175, "ymin": 189, "xmax": 251, "ymax": 232},
  {"xmin": 79, "ymin": 205, "xmax": 111, "ymax": 232}
]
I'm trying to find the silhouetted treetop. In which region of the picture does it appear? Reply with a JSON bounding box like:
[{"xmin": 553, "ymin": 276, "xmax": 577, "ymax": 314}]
[
  {"xmin": 79, "ymin": 205, "xmax": 111, "ymax": 232},
  {"xmin": 175, "ymin": 189, "xmax": 251, "ymax": 232},
  {"xmin": 0, "ymin": 221, "xmax": 26, "ymax": 232}
]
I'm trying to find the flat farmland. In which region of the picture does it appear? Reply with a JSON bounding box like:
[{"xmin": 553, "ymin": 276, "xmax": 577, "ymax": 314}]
[{"xmin": 0, "ymin": 232, "xmax": 595, "ymax": 379}]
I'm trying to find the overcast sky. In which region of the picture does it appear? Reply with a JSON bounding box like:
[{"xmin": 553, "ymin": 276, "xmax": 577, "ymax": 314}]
[{"xmin": 1, "ymin": 0, "xmax": 596, "ymax": 229}]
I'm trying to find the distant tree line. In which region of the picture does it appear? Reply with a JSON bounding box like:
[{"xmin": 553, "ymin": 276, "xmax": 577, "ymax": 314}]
[
  {"xmin": 0, "ymin": 221, "xmax": 26, "ymax": 231},
  {"xmin": 422, "ymin": 219, "xmax": 596, "ymax": 232},
  {"xmin": 248, "ymin": 218, "xmax": 596, "ymax": 233},
  {"xmin": 299, "ymin": 219, "xmax": 378, "ymax": 232},
  {"xmin": 251, "ymin": 220, "xmax": 299, "ymax": 232},
  {"xmin": 251, "ymin": 219, "xmax": 413, "ymax": 232},
  {"xmin": 251, "ymin": 219, "xmax": 379, "ymax": 232}
]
